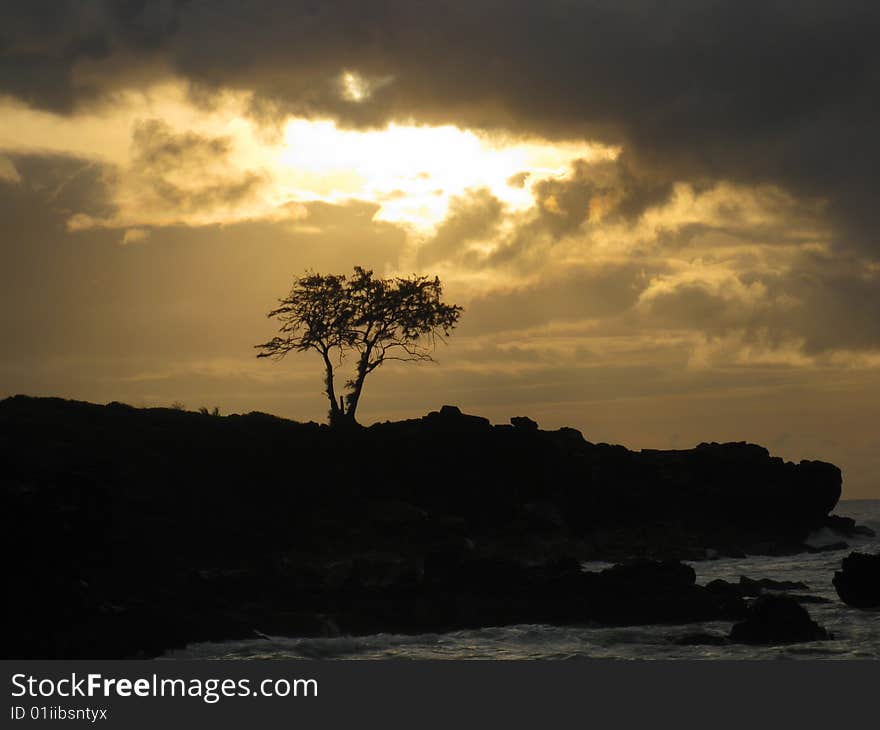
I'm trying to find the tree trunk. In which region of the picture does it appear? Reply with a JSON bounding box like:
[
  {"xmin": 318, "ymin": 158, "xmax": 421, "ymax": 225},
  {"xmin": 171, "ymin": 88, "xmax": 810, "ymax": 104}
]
[
  {"xmin": 322, "ymin": 352, "xmax": 342, "ymax": 424},
  {"xmin": 343, "ymin": 354, "xmax": 369, "ymax": 425}
]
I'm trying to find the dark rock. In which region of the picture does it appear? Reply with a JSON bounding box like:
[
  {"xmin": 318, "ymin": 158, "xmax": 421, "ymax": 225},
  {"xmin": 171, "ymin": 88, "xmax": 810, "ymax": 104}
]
[
  {"xmin": 788, "ymin": 594, "xmax": 832, "ymax": 605},
  {"xmin": 349, "ymin": 552, "xmax": 422, "ymax": 589},
  {"xmin": 705, "ymin": 576, "xmax": 810, "ymax": 600},
  {"xmin": 744, "ymin": 541, "xmax": 810, "ymax": 557},
  {"xmin": 579, "ymin": 559, "xmax": 746, "ymax": 625},
  {"xmin": 366, "ymin": 500, "xmax": 427, "ymax": 528},
  {"xmin": 0, "ymin": 395, "xmax": 853, "ymax": 657},
  {"xmin": 705, "ymin": 576, "xmax": 826, "ymax": 612},
  {"xmin": 599, "ymin": 559, "xmax": 697, "ymax": 591},
  {"xmin": 722, "ymin": 547, "xmax": 748, "ymax": 558},
  {"xmin": 805, "ymin": 541, "xmax": 849, "ymax": 554},
  {"xmin": 833, "ymin": 551, "xmax": 880, "ymax": 609},
  {"xmin": 322, "ymin": 557, "xmax": 747, "ymax": 634},
  {"xmin": 738, "ymin": 576, "xmax": 810, "ymax": 595},
  {"xmin": 672, "ymin": 632, "xmax": 729, "ymax": 646},
  {"xmin": 705, "ymin": 578, "xmax": 743, "ymax": 598},
  {"xmin": 510, "ymin": 416, "xmax": 539, "ymax": 431},
  {"xmin": 422, "ymin": 405, "xmax": 492, "ymax": 434},
  {"xmin": 522, "ymin": 500, "xmax": 566, "ymax": 530},
  {"xmin": 824, "ymin": 515, "xmax": 877, "ymax": 538},
  {"xmin": 729, "ymin": 595, "xmax": 829, "ymax": 644}
]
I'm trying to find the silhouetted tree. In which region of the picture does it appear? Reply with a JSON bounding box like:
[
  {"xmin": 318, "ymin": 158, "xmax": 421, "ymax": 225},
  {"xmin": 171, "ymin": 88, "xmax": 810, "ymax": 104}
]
[{"xmin": 256, "ymin": 266, "xmax": 462, "ymax": 426}]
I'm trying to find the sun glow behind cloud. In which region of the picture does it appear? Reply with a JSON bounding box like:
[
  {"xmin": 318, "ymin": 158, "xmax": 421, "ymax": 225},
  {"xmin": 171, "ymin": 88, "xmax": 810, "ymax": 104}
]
[
  {"xmin": 0, "ymin": 82, "xmax": 616, "ymax": 236},
  {"xmin": 277, "ymin": 120, "xmax": 616, "ymax": 231},
  {"xmin": 3, "ymin": 7, "xmax": 880, "ymax": 498}
]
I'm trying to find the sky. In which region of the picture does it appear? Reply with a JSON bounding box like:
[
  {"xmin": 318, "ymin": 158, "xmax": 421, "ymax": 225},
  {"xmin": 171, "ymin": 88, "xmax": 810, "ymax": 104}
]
[{"xmin": 1, "ymin": 1, "xmax": 879, "ymax": 497}]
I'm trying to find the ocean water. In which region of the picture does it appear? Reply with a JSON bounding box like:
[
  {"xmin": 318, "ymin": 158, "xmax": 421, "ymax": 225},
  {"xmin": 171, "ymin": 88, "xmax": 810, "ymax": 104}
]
[{"xmin": 168, "ymin": 500, "xmax": 880, "ymax": 660}]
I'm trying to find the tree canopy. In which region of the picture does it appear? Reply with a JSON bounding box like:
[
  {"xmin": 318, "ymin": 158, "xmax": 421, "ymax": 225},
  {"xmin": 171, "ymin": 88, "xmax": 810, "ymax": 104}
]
[{"xmin": 256, "ymin": 266, "xmax": 462, "ymax": 425}]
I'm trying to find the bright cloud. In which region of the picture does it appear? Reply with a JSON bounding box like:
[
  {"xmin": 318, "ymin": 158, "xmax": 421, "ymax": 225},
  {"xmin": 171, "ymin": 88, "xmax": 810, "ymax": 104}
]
[{"xmin": 0, "ymin": 81, "xmax": 616, "ymax": 235}]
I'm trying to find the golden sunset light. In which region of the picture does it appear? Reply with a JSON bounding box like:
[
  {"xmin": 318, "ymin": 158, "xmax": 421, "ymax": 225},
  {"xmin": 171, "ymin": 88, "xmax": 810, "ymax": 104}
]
[
  {"xmin": 1, "ymin": 1, "xmax": 879, "ymax": 504},
  {"xmin": 1, "ymin": 81, "xmax": 616, "ymax": 238},
  {"xmin": 4, "ymin": 0, "xmax": 880, "ymax": 677}
]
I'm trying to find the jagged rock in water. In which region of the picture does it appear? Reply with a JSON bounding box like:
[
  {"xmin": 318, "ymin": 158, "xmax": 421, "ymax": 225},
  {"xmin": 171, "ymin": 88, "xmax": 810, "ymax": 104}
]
[
  {"xmin": 705, "ymin": 575, "xmax": 808, "ymax": 599},
  {"xmin": 738, "ymin": 576, "xmax": 810, "ymax": 594},
  {"xmin": 672, "ymin": 632, "xmax": 729, "ymax": 646},
  {"xmin": 729, "ymin": 595, "xmax": 829, "ymax": 644},
  {"xmin": 824, "ymin": 515, "xmax": 877, "ymax": 538},
  {"xmin": 806, "ymin": 541, "xmax": 849, "ymax": 554},
  {"xmin": 833, "ymin": 552, "xmax": 880, "ymax": 609}
]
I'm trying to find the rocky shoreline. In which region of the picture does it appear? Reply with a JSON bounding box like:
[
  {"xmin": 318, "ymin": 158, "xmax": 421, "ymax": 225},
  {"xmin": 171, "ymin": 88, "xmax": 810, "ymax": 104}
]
[{"xmin": 2, "ymin": 395, "xmax": 873, "ymax": 657}]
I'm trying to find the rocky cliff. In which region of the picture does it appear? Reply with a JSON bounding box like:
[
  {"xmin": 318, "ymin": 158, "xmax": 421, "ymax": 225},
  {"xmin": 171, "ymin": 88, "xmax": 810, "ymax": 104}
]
[{"xmin": 1, "ymin": 396, "xmax": 851, "ymax": 657}]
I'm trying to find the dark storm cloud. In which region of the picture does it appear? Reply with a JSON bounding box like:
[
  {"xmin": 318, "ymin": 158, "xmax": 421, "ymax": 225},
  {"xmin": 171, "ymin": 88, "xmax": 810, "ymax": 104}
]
[
  {"xmin": 2, "ymin": 1, "xmax": 878, "ymax": 256},
  {"xmin": 609, "ymin": 248, "xmax": 880, "ymax": 356},
  {"xmin": 417, "ymin": 188, "xmax": 504, "ymax": 266},
  {"xmin": 489, "ymin": 159, "xmax": 642, "ymax": 266},
  {"xmin": 458, "ymin": 251, "xmax": 880, "ymax": 360},
  {"xmin": 638, "ymin": 280, "xmax": 765, "ymax": 338},
  {"xmin": 0, "ymin": 0, "xmax": 186, "ymax": 111},
  {"xmin": 133, "ymin": 119, "xmax": 230, "ymax": 172},
  {"xmin": 464, "ymin": 264, "xmax": 649, "ymax": 336},
  {"xmin": 759, "ymin": 251, "xmax": 880, "ymax": 354},
  {"xmin": 4, "ymin": 1, "xmax": 880, "ymax": 356},
  {"xmin": 128, "ymin": 119, "xmax": 264, "ymax": 213},
  {"xmin": 431, "ymin": 158, "xmax": 675, "ymax": 271}
]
